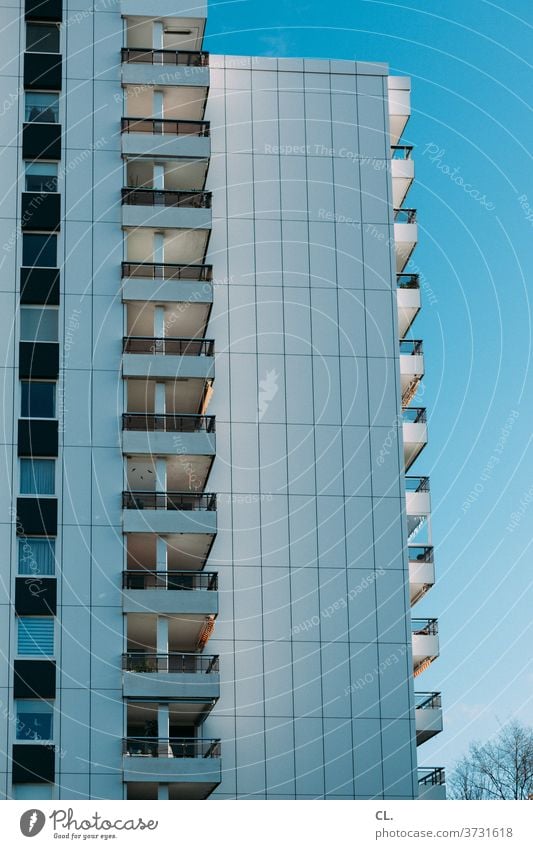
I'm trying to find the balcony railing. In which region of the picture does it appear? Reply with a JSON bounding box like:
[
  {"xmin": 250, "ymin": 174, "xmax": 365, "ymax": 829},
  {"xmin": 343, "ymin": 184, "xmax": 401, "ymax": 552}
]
[
  {"xmin": 123, "ymin": 571, "xmax": 218, "ymax": 590},
  {"xmin": 122, "ymin": 188, "xmax": 212, "ymax": 208},
  {"xmin": 123, "ymin": 337, "xmax": 214, "ymax": 356},
  {"xmin": 412, "ymin": 618, "xmax": 438, "ymax": 636},
  {"xmin": 123, "ymin": 737, "xmax": 220, "ymax": 758},
  {"xmin": 121, "ymin": 48, "xmax": 209, "ymax": 66},
  {"xmin": 400, "ymin": 339, "xmax": 423, "ymax": 355},
  {"xmin": 394, "ymin": 208, "xmax": 417, "ymax": 223},
  {"xmin": 123, "ymin": 652, "xmax": 219, "ymax": 673},
  {"xmin": 418, "ymin": 767, "xmax": 445, "ymax": 787},
  {"xmin": 122, "ymin": 491, "xmax": 217, "ymax": 511},
  {"xmin": 402, "ymin": 407, "xmax": 427, "ymax": 424},
  {"xmin": 397, "ymin": 274, "xmax": 419, "ymax": 289},
  {"xmin": 122, "ymin": 413, "xmax": 215, "ymax": 433},
  {"xmin": 408, "ymin": 545, "xmax": 434, "ymax": 563},
  {"xmin": 121, "ymin": 117, "xmax": 210, "ymax": 137},
  {"xmin": 415, "ymin": 692, "xmax": 442, "ymax": 710},
  {"xmin": 391, "ymin": 145, "xmax": 413, "ymax": 159},
  {"xmin": 121, "ymin": 261, "xmax": 212, "ymax": 281},
  {"xmin": 405, "ymin": 476, "xmax": 429, "ymax": 493}
]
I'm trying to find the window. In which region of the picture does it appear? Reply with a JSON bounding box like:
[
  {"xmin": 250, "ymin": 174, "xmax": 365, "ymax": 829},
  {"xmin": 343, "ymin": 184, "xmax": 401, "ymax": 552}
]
[
  {"xmin": 18, "ymin": 538, "xmax": 55, "ymax": 575},
  {"xmin": 20, "ymin": 307, "xmax": 59, "ymax": 342},
  {"xmin": 20, "ymin": 459, "xmax": 55, "ymax": 495},
  {"xmin": 25, "ymin": 92, "xmax": 59, "ymax": 124},
  {"xmin": 25, "ymin": 162, "xmax": 58, "ymax": 193},
  {"xmin": 22, "ymin": 233, "xmax": 57, "ymax": 267},
  {"xmin": 26, "ymin": 23, "xmax": 60, "ymax": 53},
  {"xmin": 17, "ymin": 617, "xmax": 54, "ymax": 656},
  {"xmin": 21, "ymin": 381, "xmax": 56, "ymax": 418},
  {"xmin": 16, "ymin": 700, "xmax": 53, "ymax": 741}
]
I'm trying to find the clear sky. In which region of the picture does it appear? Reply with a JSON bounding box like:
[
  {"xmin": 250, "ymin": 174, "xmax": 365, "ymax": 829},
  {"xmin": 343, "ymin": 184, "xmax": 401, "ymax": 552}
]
[{"xmin": 204, "ymin": 0, "xmax": 533, "ymax": 775}]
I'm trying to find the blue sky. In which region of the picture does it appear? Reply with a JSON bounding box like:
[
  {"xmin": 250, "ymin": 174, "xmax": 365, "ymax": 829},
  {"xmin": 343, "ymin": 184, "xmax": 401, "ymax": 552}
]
[{"xmin": 205, "ymin": 0, "xmax": 533, "ymax": 774}]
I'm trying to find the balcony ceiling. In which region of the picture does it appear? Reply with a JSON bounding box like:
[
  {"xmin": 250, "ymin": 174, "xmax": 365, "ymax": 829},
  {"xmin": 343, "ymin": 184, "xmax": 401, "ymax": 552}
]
[
  {"xmin": 127, "ymin": 377, "xmax": 211, "ymax": 416},
  {"xmin": 127, "ymin": 611, "xmax": 213, "ymax": 652},
  {"xmin": 127, "ymin": 301, "xmax": 210, "ymax": 339},
  {"xmin": 126, "ymin": 455, "xmax": 213, "ymax": 491}
]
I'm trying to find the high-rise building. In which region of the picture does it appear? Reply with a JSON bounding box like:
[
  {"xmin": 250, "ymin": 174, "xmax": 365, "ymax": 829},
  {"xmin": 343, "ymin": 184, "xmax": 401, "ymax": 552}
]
[{"xmin": 0, "ymin": 0, "xmax": 444, "ymax": 800}]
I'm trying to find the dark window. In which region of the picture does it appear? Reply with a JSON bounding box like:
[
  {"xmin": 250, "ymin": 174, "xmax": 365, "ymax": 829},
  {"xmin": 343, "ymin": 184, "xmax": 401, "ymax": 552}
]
[
  {"xmin": 22, "ymin": 233, "xmax": 57, "ymax": 267},
  {"xmin": 12, "ymin": 744, "xmax": 55, "ymax": 783},
  {"xmin": 21, "ymin": 381, "xmax": 56, "ymax": 417},
  {"xmin": 13, "ymin": 659, "xmax": 56, "ymax": 699},
  {"xmin": 26, "ymin": 23, "xmax": 60, "ymax": 53}
]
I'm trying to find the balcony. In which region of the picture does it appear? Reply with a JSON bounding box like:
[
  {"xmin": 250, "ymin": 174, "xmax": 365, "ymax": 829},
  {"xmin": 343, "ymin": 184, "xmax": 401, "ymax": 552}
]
[
  {"xmin": 122, "ymin": 652, "xmax": 219, "ymax": 708},
  {"xmin": 121, "ymin": 117, "xmax": 210, "ymax": 160},
  {"xmin": 397, "ymin": 274, "xmax": 420, "ymax": 337},
  {"xmin": 126, "ymin": 530, "xmax": 214, "ymax": 574},
  {"xmin": 121, "ymin": 49, "xmax": 209, "ymax": 88},
  {"xmin": 394, "ymin": 208, "xmax": 418, "ymax": 272},
  {"xmin": 122, "ymin": 336, "xmax": 214, "ymax": 381},
  {"xmin": 391, "ymin": 146, "xmax": 414, "ymax": 207},
  {"xmin": 402, "ymin": 407, "xmax": 427, "ymax": 470},
  {"xmin": 122, "ymin": 491, "xmax": 217, "ymax": 535},
  {"xmin": 415, "ymin": 692, "xmax": 443, "ymax": 745},
  {"xmin": 121, "ymin": 188, "xmax": 212, "ymax": 231},
  {"xmin": 125, "ymin": 379, "xmax": 214, "ymax": 440},
  {"xmin": 418, "ymin": 767, "xmax": 446, "ymax": 801},
  {"xmin": 388, "ymin": 76, "xmax": 411, "ymax": 146},
  {"xmin": 122, "ymin": 569, "xmax": 218, "ymax": 615},
  {"xmin": 122, "ymin": 413, "xmax": 215, "ymax": 456},
  {"xmin": 399, "ymin": 339, "xmax": 424, "ymax": 405},
  {"xmin": 123, "ymin": 737, "xmax": 221, "ymax": 797},
  {"xmin": 405, "ymin": 476, "xmax": 431, "ymax": 539},
  {"xmin": 408, "ymin": 545, "xmax": 435, "ymax": 605},
  {"xmin": 122, "ymin": 264, "xmax": 213, "ymax": 309},
  {"xmin": 122, "ymin": 49, "xmax": 209, "ymax": 66},
  {"xmin": 412, "ymin": 618, "xmax": 439, "ymax": 676},
  {"xmin": 122, "ymin": 261, "xmax": 212, "ymax": 281}
]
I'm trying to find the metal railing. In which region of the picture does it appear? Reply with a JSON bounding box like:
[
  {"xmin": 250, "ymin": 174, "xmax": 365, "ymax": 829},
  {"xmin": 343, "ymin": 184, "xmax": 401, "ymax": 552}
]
[
  {"xmin": 412, "ymin": 618, "xmax": 438, "ymax": 636},
  {"xmin": 394, "ymin": 208, "xmax": 417, "ymax": 223},
  {"xmin": 400, "ymin": 339, "xmax": 423, "ymax": 355},
  {"xmin": 397, "ymin": 274, "xmax": 419, "ymax": 289},
  {"xmin": 121, "ymin": 117, "xmax": 210, "ymax": 136},
  {"xmin": 122, "ymin": 413, "xmax": 215, "ymax": 433},
  {"xmin": 408, "ymin": 545, "xmax": 434, "ymax": 563},
  {"xmin": 418, "ymin": 767, "xmax": 445, "ymax": 787},
  {"xmin": 402, "ymin": 407, "xmax": 427, "ymax": 424},
  {"xmin": 123, "ymin": 571, "xmax": 218, "ymax": 590},
  {"xmin": 123, "ymin": 737, "xmax": 220, "ymax": 758},
  {"xmin": 123, "ymin": 652, "xmax": 219, "ymax": 673},
  {"xmin": 121, "ymin": 48, "xmax": 209, "ymax": 66},
  {"xmin": 123, "ymin": 337, "xmax": 214, "ymax": 356},
  {"xmin": 415, "ymin": 692, "xmax": 442, "ymax": 710},
  {"xmin": 122, "ymin": 491, "xmax": 217, "ymax": 511},
  {"xmin": 391, "ymin": 145, "xmax": 413, "ymax": 159},
  {"xmin": 405, "ymin": 476, "xmax": 430, "ymax": 493},
  {"xmin": 121, "ymin": 261, "xmax": 212, "ymax": 281},
  {"xmin": 122, "ymin": 188, "xmax": 211, "ymax": 208}
]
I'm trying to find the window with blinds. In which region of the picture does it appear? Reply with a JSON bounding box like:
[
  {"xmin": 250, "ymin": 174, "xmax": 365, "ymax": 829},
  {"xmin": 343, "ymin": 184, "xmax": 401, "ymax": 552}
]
[
  {"xmin": 20, "ymin": 459, "xmax": 55, "ymax": 495},
  {"xmin": 18, "ymin": 538, "xmax": 56, "ymax": 575},
  {"xmin": 17, "ymin": 617, "xmax": 54, "ymax": 656}
]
